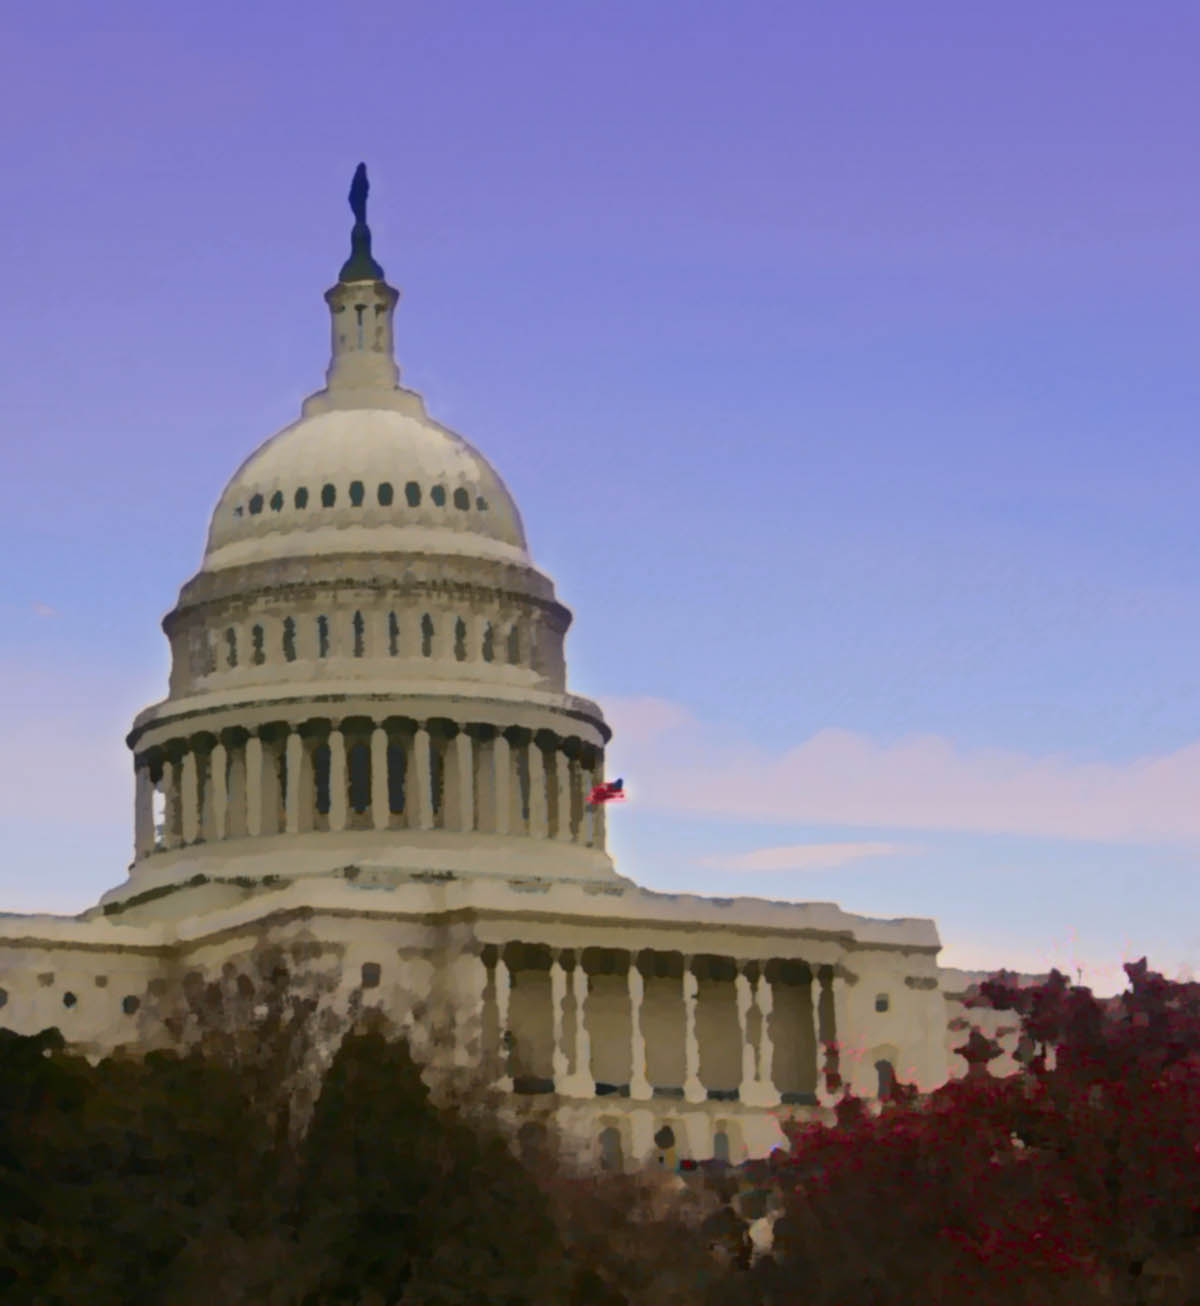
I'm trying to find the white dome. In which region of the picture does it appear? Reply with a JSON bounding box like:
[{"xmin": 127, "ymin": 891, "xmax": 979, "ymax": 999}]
[{"xmin": 203, "ymin": 406, "xmax": 530, "ymax": 572}]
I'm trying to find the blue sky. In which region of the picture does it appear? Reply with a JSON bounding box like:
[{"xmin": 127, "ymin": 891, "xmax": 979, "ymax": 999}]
[{"xmin": 2, "ymin": 1, "xmax": 1199, "ymax": 994}]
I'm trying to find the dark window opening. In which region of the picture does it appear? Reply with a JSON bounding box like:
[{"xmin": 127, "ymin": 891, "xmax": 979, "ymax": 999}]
[
  {"xmin": 349, "ymin": 480, "xmax": 364, "ymax": 506},
  {"xmin": 234, "ymin": 506, "xmax": 244, "ymax": 518},
  {"xmin": 431, "ymin": 484, "xmax": 446, "ymax": 507},
  {"xmin": 317, "ymin": 616, "xmax": 329, "ymax": 658},
  {"xmin": 251, "ymin": 624, "xmax": 265, "ymax": 665},
  {"xmin": 405, "ymin": 481, "xmax": 421, "ymax": 507},
  {"xmin": 63, "ymin": 992, "xmax": 77, "ymax": 1008},
  {"xmin": 388, "ymin": 612, "xmax": 399, "ymax": 656},
  {"xmin": 270, "ymin": 490, "xmax": 284, "ymax": 511},
  {"xmin": 516, "ymin": 744, "xmax": 530, "ymax": 822},
  {"xmin": 875, "ymin": 994, "xmax": 890, "ymax": 1013},
  {"xmin": 421, "ymin": 613, "xmax": 433, "ymax": 658},
  {"xmin": 876, "ymin": 1059, "xmax": 896, "ymax": 1100},
  {"xmin": 348, "ymin": 742, "xmax": 370, "ymax": 813},
  {"xmin": 0, "ymin": 988, "xmax": 8, "ymax": 1009},
  {"xmin": 378, "ymin": 481, "xmax": 394, "ymax": 506},
  {"xmin": 453, "ymin": 487, "xmax": 470, "ymax": 510},
  {"xmin": 361, "ymin": 962, "xmax": 381, "ymax": 989},
  {"xmin": 713, "ymin": 1130, "xmax": 730, "ymax": 1164},
  {"xmin": 314, "ymin": 744, "xmax": 331, "ymax": 815},
  {"xmin": 122, "ymin": 995, "xmax": 139, "ymax": 1015},
  {"xmin": 476, "ymin": 496, "xmax": 488, "ymax": 511},
  {"xmin": 507, "ymin": 624, "xmax": 520, "ymax": 665},
  {"xmin": 321, "ymin": 483, "xmax": 336, "ymax": 508},
  {"xmin": 295, "ymin": 487, "xmax": 309, "ymax": 509},
  {"xmin": 282, "ymin": 617, "xmax": 296, "ymax": 662},
  {"xmin": 482, "ymin": 622, "xmax": 494, "ymax": 662},
  {"xmin": 353, "ymin": 610, "xmax": 365, "ymax": 657},
  {"xmin": 249, "ymin": 493, "xmax": 264, "ymax": 515},
  {"xmin": 454, "ymin": 617, "xmax": 467, "ymax": 661},
  {"xmin": 430, "ymin": 744, "xmax": 444, "ymax": 818},
  {"xmin": 387, "ymin": 744, "xmax": 406, "ymax": 814},
  {"xmin": 225, "ymin": 628, "xmax": 238, "ymax": 668}
]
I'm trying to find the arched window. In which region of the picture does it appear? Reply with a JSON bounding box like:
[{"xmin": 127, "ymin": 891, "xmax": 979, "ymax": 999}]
[
  {"xmin": 317, "ymin": 615, "xmax": 329, "ymax": 658},
  {"xmin": 349, "ymin": 480, "xmax": 364, "ymax": 507},
  {"xmin": 378, "ymin": 481, "xmax": 394, "ymax": 506},
  {"xmin": 388, "ymin": 612, "xmax": 399, "ymax": 656},
  {"xmin": 453, "ymin": 486, "xmax": 470, "ymax": 510},
  {"xmin": 454, "ymin": 617, "xmax": 467, "ymax": 661},
  {"xmin": 653, "ymin": 1124, "xmax": 677, "ymax": 1170},
  {"xmin": 712, "ymin": 1128, "xmax": 731, "ymax": 1164},
  {"xmin": 353, "ymin": 611, "xmax": 365, "ymax": 658},
  {"xmin": 431, "ymin": 485, "xmax": 446, "ymax": 507},
  {"xmin": 225, "ymin": 627, "xmax": 237, "ymax": 668},
  {"xmin": 598, "ymin": 1126, "xmax": 623, "ymax": 1173},
  {"xmin": 875, "ymin": 1059, "xmax": 896, "ymax": 1101},
  {"xmin": 507, "ymin": 624, "xmax": 520, "ymax": 665},
  {"xmin": 249, "ymin": 493, "xmax": 264, "ymax": 515},
  {"xmin": 321, "ymin": 483, "xmax": 336, "ymax": 508},
  {"xmin": 270, "ymin": 490, "xmax": 284, "ymax": 511},
  {"xmin": 482, "ymin": 622, "xmax": 494, "ymax": 662},
  {"xmin": 405, "ymin": 481, "xmax": 421, "ymax": 507},
  {"xmin": 294, "ymin": 487, "xmax": 309, "ymax": 509},
  {"xmin": 348, "ymin": 742, "xmax": 370, "ymax": 813},
  {"xmin": 421, "ymin": 613, "xmax": 433, "ymax": 658},
  {"xmin": 251, "ymin": 624, "xmax": 265, "ymax": 665},
  {"xmin": 282, "ymin": 617, "xmax": 296, "ymax": 662},
  {"xmin": 387, "ymin": 743, "xmax": 406, "ymax": 815},
  {"xmin": 313, "ymin": 744, "xmax": 331, "ymax": 815}
]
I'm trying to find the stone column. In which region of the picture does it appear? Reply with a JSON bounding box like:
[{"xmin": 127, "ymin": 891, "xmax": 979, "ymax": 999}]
[
  {"xmin": 550, "ymin": 952, "xmax": 569, "ymax": 1088},
  {"xmin": 755, "ymin": 970, "xmax": 778, "ymax": 1102},
  {"xmin": 226, "ymin": 743, "xmax": 247, "ymax": 838},
  {"xmin": 816, "ymin": 968, "xmax": 840, "ymax": 1108},
  {"xmin": 134, "ymin": 763, "xmax": 155, "ymax": 858},
  {"xmin": 412, "ymin": 726, "xmax": 434, "ymax": 830},
  {"xmin": 554, "ymin": 749, "xmax": 572, "ymax": 842},
  {"xmin": 245, "ymin": 733, "xmax": 264, "ymax": 837},
  {"xmin": 590, "ymin": 754, "xmax": 606, "ymax": 849},
  {"xmin": 628, "ymin": 956, "xmax": 651, "ymax": 1099},
  {"xmin": 570, "ymin": 960, "xmax": 593, "ymax": 1096},
  {"xmin": 180, "ymin": 749, "xmax": 200, "ymax": 844},
  {"xmin": 495, "ymin": 951, "xmax": 513, "ymax": 1091},
  {"xmin": 328, "ymin": 726, "xmax": 347, "ymax": 832},
  {"xmin": 284, "ymin": 732, "xmax": 303, "ymax": 834},
  {"xmin": 209, "ymin": 741, "xmax": 228, "ymax": 840},
  {"xmin": 370, "ymin": 726, "xmax": 389, "ymax": 830},
  {"xmin": 162, "ymin": 759, "xmax": 182, "ymax": 849},
  {"xmin": 454, "ymin": 730, "xmax": 474, "ymax": 832},
  {"xmin": 493, "ymin": 732, "xmax": 511, "ymax": 835},
  {"xmin": 527, "ymin": 741, "xmax": 549, "ymax": 837},
  {"xmin": 683, "ymin": 958, "xmax": 705, "ymax": 1103},
  {"xmin": 735, "ymin": 965, "xmax": 756, "ymax": 1100}
]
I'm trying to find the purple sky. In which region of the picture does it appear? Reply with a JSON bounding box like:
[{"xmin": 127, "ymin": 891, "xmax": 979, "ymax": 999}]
[{"xmin": 3, "ymin": 2, "xmax": 1200, "ymax": 994}]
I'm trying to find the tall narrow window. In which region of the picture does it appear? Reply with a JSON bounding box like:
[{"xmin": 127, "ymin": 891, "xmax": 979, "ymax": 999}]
[
  {"xmin": 453, "ymin": 487, "xmax": 470, "ymax": 510},
  {"xmin": 507, "ymin": 624, "xmax": 520, "ymax": 665},
  {"xmin": 225, "ymin": 627, "xmax": 238, "ymax": 668},
  {"xmin": 378, "ymin": 481, "xmax": 394, "ymax": 506},
  {"xmin": 388, "ymin": 612, "xmax": 399, "ymax": 656},
  {"xmin": 270, "ymin": 490, "xmax": 284, "ymax": 511},
  {"xmin": 314, "ymin": 744, "xmax": 331, "ymax": 815},
  {"xmin": 282, "ymin": 617, "xmax": 296, "ymax": 662},
  {"xmin": 353, "ymin": 611, "xmax": 365, "ymax": 657},
  {"xmin": 251, "ymin": 624, "xmax": 265, "ymax": 665},
  {"xmin": 317, "ymin": 615, "xmax": 330, "ymax": 658},
  {"xmin": 454, "ymin": 617, "xmax": 467, "ymax": 661},
  {"xmin": 387, "ymin": 744, "xmax": 406, "ymax": 815},
  {"xmin": 430, "ymin": 742, "xmax": 443, "ymax": 820},
  {"xmin": 349, "ymin": 480, "xmax": 364, "ymax": 507},
  {"xmin": 516, "ymin": 744, "xmax": 530, "ymax": 823},
  {"xmin": 295, "ymin": 487, "xmax": 309, "ymax": 509},
  {"xmin": 431, "ymin": 485, "xmax": 446, "ymax": 507},
  {"xmin": 355, "ymin": 303, "xmax": 365, "ymax": 347},
  {"xmin": 421, "ymin": 613, "xmax": 433, "ymax": 658},
  {"xmin": 712, "ymin": 1129, "xmax": 730, "ymax": 1164},
  {"xmin": 348, "ymin": 742, "xmax": 370, "ymax": 814},
  {"xmin": 482, "ymin": 622, "xmax": 494, "ymax": 662},
  {"xmin": 405, "ymin": 481, "xmax": 421, "ymax": 507},
  {"xmin": 321, "ymin": 483, "xmax": 336, "ymax": 508},
  {"xmin": 249, "ymin": 493, "xmax": 264, "ymax": 515}
]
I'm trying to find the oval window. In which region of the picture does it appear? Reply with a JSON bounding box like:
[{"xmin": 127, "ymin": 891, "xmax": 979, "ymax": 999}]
[
  {"xmin": 249, "ymin": 494, "xmax": 264, "ymax": 515},
  {"xmin": 321, "ymin": 483, "xmax": 336, "ymax": 507},
  {"xmin": 378, "ymin": 482, "xmax": 394, "ymax": 506},
  {"xmin": 294, "ymin": 487, "xmax": 309, "ymax": 509}
]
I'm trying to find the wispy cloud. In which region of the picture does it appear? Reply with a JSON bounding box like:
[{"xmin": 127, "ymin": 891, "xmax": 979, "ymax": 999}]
[
  {"xmin": 31, "ymin": 601, "xmax": 57, "ymax": 618},
  {"xmin": 699, "ymin": 841, "xmax": 908, "ymax": 872},
  {"xmin": 601, "ymin": 696, "xmax": 1200, "ymax": 844}
]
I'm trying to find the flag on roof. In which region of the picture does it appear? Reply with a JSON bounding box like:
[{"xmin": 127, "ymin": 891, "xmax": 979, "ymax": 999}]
[{"xmin": 587, "ymin": 778, "xmax": 625, "ymax": 806}]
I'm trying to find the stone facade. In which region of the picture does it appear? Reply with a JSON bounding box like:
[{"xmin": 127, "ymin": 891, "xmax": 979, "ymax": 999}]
[{"xmin": 0, "ymin": 171, "xmax": 1018, "ymax": 1170}]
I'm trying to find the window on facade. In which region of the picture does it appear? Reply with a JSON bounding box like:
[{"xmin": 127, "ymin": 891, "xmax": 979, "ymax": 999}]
[
  {"xmin": 476, "ymin": 496, "xmax": 488, "ymax": 511},
  {"xmin": 361, "ymin": 962, "xmax": 381, "ymax": 989},
  {"xmin": 388, "ymin": 612, "xmax": 399, "ymax": 656},
  {"xmin": 378, "ymin": 481, "xmax": 394, "ymax": 506},
  {"xmin": 349, "ymin": 480, "xmax": 364, "ymax": 506},
  {"xmin": 430, "ymin": 743, "xmax": 443, "ymax": 819},
  {"xmin": 251, "ymin": 624, "xmax": 265, "ymax": 665},
  {"xmin": 314, "ymin": 744, "xmax": 331, "ymax": 815},
  {"xmin": 387, "ymin": 743, "xmax": 406, "ymax": 814},
  {"xmin": 249, "ymin": 493, "xmax": 264, "ymax": 515},
  {"xmin": 317, "ymin": 615, "xmax": 330, "ymax": 658},
  {"xmin": 63, "ymin": 992, "xmax": 77, "ymax": 1008},
  {"xmin": 321, "ymin": 483, "xmax": 336, "ymax": 507},
  {"xmin": 431, "ymin": 484, "xmax": 446, "ymax": 507},
  {"xmin": 876, "ymin": 1059, "xmax": 896, "ymax": 1100},
  {"xmin": 454, "ymin": 617, "xmax": 467, "ymax": 661},
  {"xmin": 875, "ymin": 994, "xmax": 890, "ymax": 1013},
  {"xmin": 713, "ymin": 1129, "xmax": 731, "ymax": 1164},
  {"xmin": 348, "ymin": 742, "xmax": 370, "ymax": 813},
  {"xmin": 282, "ymin": 617, "xmax": 296, "ymax": 662},
  {"xmin": 225, "ymin": 627, "xmax": 238, "ymax": 668},
  {"xmin": 295, "ymin": 487, "xmax": 309, "ymax": 509},
  {"xmin": 234, "ymin": 506, "xmax": 244, "ymax": 518},
  {"xmin": 507, "ymin": 624, "xmax": 520, "ymax": 665},
  {"xmin": 270, "ymin": 490, "xmax": 284, "ymax": 511},
  {"xmin": 421, "ymin": 613, "xmax": 433, "ymax": 658},
  {"xmin": 405, "ymin": 481, "xmax": 421, "ymax": 507},
  {"xmin": 353, "ymin": 611, "xmax": 365, "ymax": 657},
  {"xmin": 453, "ymin": 487, "xmax": 469, "ymax": 510},
  {"xmin": 482, "ymin": 622, "xmax": 494, "ymax": 662},
  {"xmin": 598, "ymin": 1126, "xmax": 623, "ymax": 1172},
  {"xmin": 122, "ymin": 995, "xmax": 139, "ymax": 1015}
]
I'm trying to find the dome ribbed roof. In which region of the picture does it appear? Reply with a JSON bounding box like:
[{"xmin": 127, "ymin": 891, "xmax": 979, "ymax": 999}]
[{"xmin": 202, "ymin": 407, "xmax": 529, "ymax": 573}]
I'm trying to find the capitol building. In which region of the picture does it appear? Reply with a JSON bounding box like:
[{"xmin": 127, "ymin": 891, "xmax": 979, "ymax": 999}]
[{"xmin": 0, "ymin": 169, "xmax": 1029, "ymax": 1170}]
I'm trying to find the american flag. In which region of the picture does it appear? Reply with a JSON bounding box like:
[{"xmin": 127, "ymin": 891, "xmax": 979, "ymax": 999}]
[{"xmin": 587, "ymin": 777, "xmax": 625, "ymax": 806}]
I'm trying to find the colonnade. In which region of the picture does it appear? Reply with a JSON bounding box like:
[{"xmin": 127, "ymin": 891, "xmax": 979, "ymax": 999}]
[
  {"xmin": 134, "ymin": 718, "xmax": 605, "ymax": 859},
  {"xmin": 482, "ymin": 945, "xmax": 850, "ymax": 1108}
]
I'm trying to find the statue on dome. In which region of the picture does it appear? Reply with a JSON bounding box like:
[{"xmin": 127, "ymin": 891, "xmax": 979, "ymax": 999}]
[
  {"xmin": 339, "ymin": 162, "xmax": 386, "ymax": 283},
  {"xmin": 349, "ymin": 162, "xmax": 369, "ymax": 227}
]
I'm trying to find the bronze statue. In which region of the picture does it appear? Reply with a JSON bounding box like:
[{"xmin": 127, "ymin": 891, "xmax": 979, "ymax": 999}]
[
  {"xmin": 339, "ymin": 162, "xmax": 385, "ymax": 283},
  {"xmin": 349, "ymin": 162, "xmax": 369, "ymax": 227}
]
